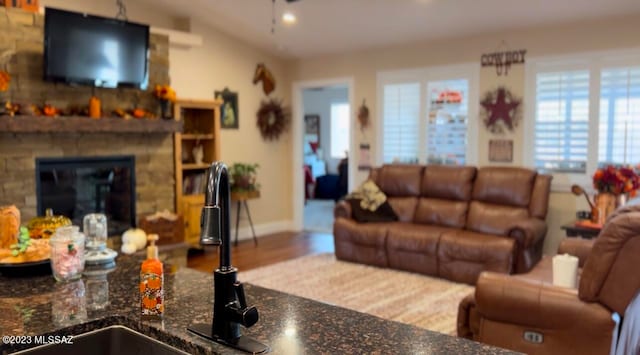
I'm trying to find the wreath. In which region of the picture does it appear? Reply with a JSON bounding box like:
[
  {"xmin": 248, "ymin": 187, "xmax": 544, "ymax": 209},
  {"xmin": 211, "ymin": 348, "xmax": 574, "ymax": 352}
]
[{"xmin": 256, "ymin": 98, "xmax": 290, "ymax": 141}]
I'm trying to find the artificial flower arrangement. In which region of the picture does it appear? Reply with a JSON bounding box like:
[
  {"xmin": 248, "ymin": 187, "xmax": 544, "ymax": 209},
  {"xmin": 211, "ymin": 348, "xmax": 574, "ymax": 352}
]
[
  {"xmin": 0, "ymin": 71, "xmax": 10, "ymax": 92},
  {"xmin": 592, "ymin": 165, "xmax": 640, "ymax": 197},
  {"xmin": 154, "ymin": 84, "xmax": 176, "ymax": 102}
]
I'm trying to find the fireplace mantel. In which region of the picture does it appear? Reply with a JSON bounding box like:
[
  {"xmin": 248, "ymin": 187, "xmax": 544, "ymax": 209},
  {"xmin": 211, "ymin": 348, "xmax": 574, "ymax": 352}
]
[{"xmin": 0, "ymin": 116, "xmax": 183, "ymax": 133}]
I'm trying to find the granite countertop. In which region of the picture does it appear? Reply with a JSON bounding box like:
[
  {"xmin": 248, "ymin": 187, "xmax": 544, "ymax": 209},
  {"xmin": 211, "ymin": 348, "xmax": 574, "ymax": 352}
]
[{"xmin": 0, "ymin": 255, "xmax": 517, "ymax": 354}]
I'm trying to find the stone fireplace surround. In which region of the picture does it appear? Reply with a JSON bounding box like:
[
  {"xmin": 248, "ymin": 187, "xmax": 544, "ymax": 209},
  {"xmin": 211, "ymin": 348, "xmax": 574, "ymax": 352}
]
[{"xmin": 0, "ymin": 132, "xmax": 175, "ymax": 221}]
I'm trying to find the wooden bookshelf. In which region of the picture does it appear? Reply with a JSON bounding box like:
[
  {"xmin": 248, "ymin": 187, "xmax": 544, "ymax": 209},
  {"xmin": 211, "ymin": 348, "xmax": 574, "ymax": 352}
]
[{"xmin": 173, "ymin": 98, "xmax": 222, "ymax": 247}]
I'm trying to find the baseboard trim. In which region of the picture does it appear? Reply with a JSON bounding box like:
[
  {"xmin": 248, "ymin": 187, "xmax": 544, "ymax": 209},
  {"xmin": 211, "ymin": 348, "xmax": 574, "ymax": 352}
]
[{"xmin": 231, "ymin": 220, "xmax": 295, "ymax": 242}]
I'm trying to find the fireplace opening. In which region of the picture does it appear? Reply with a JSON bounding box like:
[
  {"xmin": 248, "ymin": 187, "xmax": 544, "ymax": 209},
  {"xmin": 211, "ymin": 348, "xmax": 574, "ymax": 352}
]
[{"xmin": 35, "ymin": 156, "xmax": 136, "ymax": 236}]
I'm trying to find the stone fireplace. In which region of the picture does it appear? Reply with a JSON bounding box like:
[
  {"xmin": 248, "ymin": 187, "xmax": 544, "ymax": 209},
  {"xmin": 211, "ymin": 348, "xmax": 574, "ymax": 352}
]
[{"xmin": 0, "ymin": 132, "xmax": 175, "ymax": 223}]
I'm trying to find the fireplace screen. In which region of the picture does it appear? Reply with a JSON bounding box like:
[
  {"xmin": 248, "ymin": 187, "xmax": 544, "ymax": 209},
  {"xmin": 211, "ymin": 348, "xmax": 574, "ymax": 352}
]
[{"xmin": 35, "ymin": 156, "xmax": 136, "ymax": 236}]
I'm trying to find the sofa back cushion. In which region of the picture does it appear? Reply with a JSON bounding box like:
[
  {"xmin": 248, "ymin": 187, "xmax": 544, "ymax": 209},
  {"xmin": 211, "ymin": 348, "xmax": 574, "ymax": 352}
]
[
  {"xmin": 472, "ymin": 167, "xmax": 536, "ymax": 208},
  {"xmin": 414, "ymin": 198, "xmax": 468, "ymax": 228},
  {"xmin": 422, "ymin": 166, "xmax": 476, "ymax": 201},
  {"xmin": 466, "ymin": 201, "xmax": 529, "ymax": 235},
  {"xmin": 377, "ymin": 165, "xmax": 423, "ymax": 197},
  {"xmin": 387, "ymin": 197, "xmax": 418, "ymax": 223}
]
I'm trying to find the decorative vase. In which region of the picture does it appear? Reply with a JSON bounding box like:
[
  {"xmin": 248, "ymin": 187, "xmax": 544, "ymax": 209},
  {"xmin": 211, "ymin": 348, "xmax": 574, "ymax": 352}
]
[
  {"xmin": 592, "ymin": 192, "xmax": 619, "ymax": 225},
  {"xmin": 159, "ymin": 100, "xmax": 173, "ymax": 119}
]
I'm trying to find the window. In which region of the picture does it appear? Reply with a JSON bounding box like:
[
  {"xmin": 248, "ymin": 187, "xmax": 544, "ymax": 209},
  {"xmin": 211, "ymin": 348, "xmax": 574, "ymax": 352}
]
[
  {"xmin": 533, "ymin": 70, "xmax": 590, "ymax": 173},
  {"xmin": 330, "ymin": 102, "xmax": 350, "ymax": 159},
  {"xmin": 382, "ymin": 83, "xmax": 420, "ymax": 163},
  {"xmin": 599, "ymin": 67, "xmax": 640, "ymax": 165}
]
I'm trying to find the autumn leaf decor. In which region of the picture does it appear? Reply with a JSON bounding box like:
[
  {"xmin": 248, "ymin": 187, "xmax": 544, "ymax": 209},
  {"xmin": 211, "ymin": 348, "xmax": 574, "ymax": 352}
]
[
  {"xmin": 0, "ymin": 71, "xmax": 10, "ymax": 92},
  {"xmin": 154, "ymin": 84, "xmax": 177, "ymax": 119},
  {"xmin": 592, "ymin": 165, "xmax": 640, "ymax": 196}
]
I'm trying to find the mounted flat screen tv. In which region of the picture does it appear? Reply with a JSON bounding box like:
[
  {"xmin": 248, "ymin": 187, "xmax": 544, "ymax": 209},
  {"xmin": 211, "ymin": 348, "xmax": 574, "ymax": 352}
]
[{"xmin": 44, "ymin": 8, "xmax": 149, "ymax": 89}]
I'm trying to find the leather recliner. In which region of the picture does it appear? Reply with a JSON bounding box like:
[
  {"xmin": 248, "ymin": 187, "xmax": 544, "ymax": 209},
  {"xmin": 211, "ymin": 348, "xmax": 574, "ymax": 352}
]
[
  {"xmin": 457, "ymin": 204, "xmax": 640, "ymax": 355},
  {"xmin": 334, "ymin": 164, "xmax": 552, "ymax": 284}
]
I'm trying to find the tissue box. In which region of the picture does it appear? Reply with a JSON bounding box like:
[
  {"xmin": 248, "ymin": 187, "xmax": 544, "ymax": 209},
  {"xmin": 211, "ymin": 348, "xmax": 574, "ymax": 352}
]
[{"xmin": 138, "ymin": 214, "xmax": 185, "ymax": 245}]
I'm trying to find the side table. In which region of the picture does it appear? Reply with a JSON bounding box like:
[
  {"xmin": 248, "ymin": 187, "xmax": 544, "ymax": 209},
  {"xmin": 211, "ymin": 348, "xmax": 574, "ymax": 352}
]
[
  {"xmin": 231, "ymin": 190, "xmax": 260, "ymax": 246},
  {"xmin": 561, "ymin": 220, "xmax": 602, "ymax": 239}
]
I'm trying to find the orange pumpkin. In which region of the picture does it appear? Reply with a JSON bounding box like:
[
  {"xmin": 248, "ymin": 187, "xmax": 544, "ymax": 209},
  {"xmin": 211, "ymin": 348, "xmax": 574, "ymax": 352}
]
[
  {"xmin": 139, "ymin": 281, "xmax": 146, "ymax": 293},
  {"xmin": 132, "ymin": 108, "xmax": 145, "ymax": 119},
  {"xmin": 142, "ymin": 295, "xmax": 157, "ymax": 309},
  {"xmin": 43, "ymin": 105, "xmax": 57, "ymax": 117},
  {"xmin": 147, "ymin": 276, "xmax": 161, "ymax": 289}
]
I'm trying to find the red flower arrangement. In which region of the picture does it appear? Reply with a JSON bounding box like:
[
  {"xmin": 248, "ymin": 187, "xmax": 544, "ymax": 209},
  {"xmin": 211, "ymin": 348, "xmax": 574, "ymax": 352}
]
[{"xmin": 592, "ymin": 165, "xmax": 640, "ymax": 196}]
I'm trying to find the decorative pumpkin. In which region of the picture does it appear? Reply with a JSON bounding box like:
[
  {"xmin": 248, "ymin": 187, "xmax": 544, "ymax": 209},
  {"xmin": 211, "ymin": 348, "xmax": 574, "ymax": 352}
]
[
  {"xmin": 122, "ymin": 228, "xmax": 147, "ymax": 251},
  {"xmin": 256, "ymin": 98, "xmax": 290, "ymax": 141},
  {"xmin": 0, "ymin": 205, "xmax": 20, "ymax": 249},
  {"xmin": 27, "ymin": 208, "xmax": 72, "ymax": 239},
  {"xmin": 43, "ymin": 104, "xmax": 58, "ymax": 117},
  {"xmin": 132, "ymin": 108, "xmax": 146, "ymax": 119}
]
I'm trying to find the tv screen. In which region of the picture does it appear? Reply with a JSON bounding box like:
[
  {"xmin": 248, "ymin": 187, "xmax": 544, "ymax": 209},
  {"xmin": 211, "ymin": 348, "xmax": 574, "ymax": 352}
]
[{"xmin": 44, "ymin": 8, "xmax": 149, "ymax": 89}]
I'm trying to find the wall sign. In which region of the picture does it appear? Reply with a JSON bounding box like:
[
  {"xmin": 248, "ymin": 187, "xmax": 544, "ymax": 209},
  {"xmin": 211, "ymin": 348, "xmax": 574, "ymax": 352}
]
[
  {"xmin": 480, "ymin": 49, "xmax": 526, "ymax": 76},
  {"xmin": 489, "ymin": 139, "xmax": 513, "ymax": 162}
]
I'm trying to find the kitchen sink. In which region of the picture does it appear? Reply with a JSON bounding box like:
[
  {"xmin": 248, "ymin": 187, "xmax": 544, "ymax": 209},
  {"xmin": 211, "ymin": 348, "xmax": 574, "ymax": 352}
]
[{"xmin": 13, "ymin": 325, "xmax": 190, "ymax": 355}]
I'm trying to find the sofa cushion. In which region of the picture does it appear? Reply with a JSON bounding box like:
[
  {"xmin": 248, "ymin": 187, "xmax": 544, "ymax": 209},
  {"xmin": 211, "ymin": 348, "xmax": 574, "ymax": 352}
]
[
  {"xmin": 333, "ymin": 217, "xmax": 393, "ymax": 267},
  {"xmin": 387, "ymin": 197, "xmax": 418, "ymax": 222},
  {"xmin": 422, "ymin": 165, "xmax": 476, "ymax": 201},
  {"xmin": 438, "ymin": 230, "xmax": 515, "ymax": 284},
  {"xmin": 472, "ymin": 167, "xmax": 536, "ymax": 207},
  {"xmin": 466, "ymin": 201, "xmax": 529, "ymax": 236},
  {"xmin": 378, "ymin": 165, "xmax": 423, "ymax": 197},
  {"xmin": 414, "ymin": 198, "xmax": 469, "ymax": 228},
  {"xmin": 387, "ymin": 223, "xmax": 455, "ymax": 276}
]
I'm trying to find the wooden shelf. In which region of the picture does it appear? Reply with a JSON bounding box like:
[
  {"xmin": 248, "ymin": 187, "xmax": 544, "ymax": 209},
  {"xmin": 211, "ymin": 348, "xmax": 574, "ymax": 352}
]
[
  {"xmin": 181, "ymin": 133, "xmax": 214, "ymax": 140},
  {"xmin": 0, "ymin": 115, "xmax": 183, "ymax": 133},
  {"xmin": 182, "ymin": 163, "xmax": 211, "ymax": 170}
]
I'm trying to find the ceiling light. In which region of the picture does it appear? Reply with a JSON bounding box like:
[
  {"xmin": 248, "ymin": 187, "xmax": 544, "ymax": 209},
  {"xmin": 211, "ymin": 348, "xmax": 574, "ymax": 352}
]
[{"xmin": 282, "ymin": 12, "xmax": 297, "ymax": 25}]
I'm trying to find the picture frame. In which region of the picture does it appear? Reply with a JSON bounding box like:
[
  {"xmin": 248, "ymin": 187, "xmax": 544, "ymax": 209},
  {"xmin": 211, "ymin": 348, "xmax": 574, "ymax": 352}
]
[
  {"xmin": 215, "ymin": 87, "xmax": 239, "ymax": 129},
  {"xmin": 489, "ymin": 139, "xmax": 513, "ymax": 162},
  {"xmin": 304, "ymin": 114, "xmax": 320, "ymax": 140}
]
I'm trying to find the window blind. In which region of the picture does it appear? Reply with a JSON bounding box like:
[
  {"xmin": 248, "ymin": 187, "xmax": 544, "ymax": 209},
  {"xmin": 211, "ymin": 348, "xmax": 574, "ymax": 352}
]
[
  {"xmin": 426, "ymin": 79, "xmax": 468, "ymax": 165},
  {"xmin": 534, "ymin": 70, "xmax": 590, "ymax": 173},
  {"xmin": 382, "ymin": 83, "xmax": 420, "ymax": 163},
  {"xmin": 599, "ymin": 67, "xmax": 640, "ymax": 165}
]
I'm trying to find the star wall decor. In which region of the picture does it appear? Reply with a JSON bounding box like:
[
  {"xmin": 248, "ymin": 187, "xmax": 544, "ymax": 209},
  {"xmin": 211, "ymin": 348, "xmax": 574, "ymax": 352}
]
[{"xmin": 480, "ymin": 86, "xmax": 522, "ymax": 134}]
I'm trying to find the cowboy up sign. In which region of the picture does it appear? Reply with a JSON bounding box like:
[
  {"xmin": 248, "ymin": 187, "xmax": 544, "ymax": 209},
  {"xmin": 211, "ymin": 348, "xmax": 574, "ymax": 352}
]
[{"xmin": 481, "ymin": 49, "xmax": 526, "ymax": 76}]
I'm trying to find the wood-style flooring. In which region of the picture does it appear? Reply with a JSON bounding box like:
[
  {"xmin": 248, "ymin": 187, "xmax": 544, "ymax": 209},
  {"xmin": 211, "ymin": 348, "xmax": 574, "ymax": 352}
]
[{"xmin": 187, "ymin": 231, "xmax": 335, "ymax": 273}]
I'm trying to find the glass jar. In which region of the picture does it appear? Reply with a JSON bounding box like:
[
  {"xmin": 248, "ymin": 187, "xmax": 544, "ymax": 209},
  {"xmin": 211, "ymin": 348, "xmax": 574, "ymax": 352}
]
[{"xmin": 50, "ymin": 226, "xmax": 86, "ymax": 282}]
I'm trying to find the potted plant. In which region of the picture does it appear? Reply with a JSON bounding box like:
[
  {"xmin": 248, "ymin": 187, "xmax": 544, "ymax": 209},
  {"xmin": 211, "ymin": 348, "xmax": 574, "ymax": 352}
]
[{"xmin": 229, "ymin": 163, "xmax": 260, "ymax": 198}]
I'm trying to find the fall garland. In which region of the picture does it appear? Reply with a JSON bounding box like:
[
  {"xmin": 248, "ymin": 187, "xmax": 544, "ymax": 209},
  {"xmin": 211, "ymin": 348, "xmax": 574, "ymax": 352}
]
[{"xmin": 256, "ymin": 98, "xmax": 289, "ymax": 141}]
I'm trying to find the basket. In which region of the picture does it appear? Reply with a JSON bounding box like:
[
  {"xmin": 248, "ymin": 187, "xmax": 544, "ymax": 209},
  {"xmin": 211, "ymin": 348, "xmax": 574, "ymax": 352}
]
[{"xmin": 138, "ymin": 214, "xmax": 185, "ymax": 245}]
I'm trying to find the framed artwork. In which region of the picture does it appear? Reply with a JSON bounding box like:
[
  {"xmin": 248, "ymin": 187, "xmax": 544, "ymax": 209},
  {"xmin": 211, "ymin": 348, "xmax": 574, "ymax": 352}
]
[
  {"xmin": 304, "ymin": 114, "xmax": 320, "ymax": 140},
  {"xmin": 215, "ymin": 88, "xmax": 239, "ymax": 129},
  {"xmin": 489, "ymin": 139, "xmax": 513, "ymax": 162}
]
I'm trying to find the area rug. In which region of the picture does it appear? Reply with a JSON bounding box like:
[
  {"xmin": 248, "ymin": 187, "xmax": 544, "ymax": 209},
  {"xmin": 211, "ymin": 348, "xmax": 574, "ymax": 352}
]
[{"xmin": 239, "ymin": 253, "xmax": 474, "ymax": 335}]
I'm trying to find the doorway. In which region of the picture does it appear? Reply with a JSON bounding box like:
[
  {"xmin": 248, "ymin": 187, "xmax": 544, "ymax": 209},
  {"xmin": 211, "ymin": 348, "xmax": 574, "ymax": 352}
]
[{"xmin": 292, "ymin": 78, "xmax": 354, "ymax": 232}]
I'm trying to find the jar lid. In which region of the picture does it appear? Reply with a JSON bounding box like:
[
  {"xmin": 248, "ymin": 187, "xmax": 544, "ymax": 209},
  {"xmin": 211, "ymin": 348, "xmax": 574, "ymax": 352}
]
[{"xmin": 50, "ymin": 226, "xmax": 85, "ymax": 244}]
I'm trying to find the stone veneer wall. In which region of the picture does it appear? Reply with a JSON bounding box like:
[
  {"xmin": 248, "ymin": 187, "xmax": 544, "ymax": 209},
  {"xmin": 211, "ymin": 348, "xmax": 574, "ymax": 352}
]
[{"xmin": 0, "ymin": 9, "xmax": 175, "ymax": 221}]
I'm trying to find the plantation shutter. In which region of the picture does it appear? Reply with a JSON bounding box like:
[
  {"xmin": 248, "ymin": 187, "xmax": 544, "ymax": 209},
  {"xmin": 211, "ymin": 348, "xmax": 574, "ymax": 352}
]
[
  {"xmin": 599, "ymin": 67, "xmax": 640, "ymax": 165},
  {"xmin": 382, "ymin": 83, "xmax": 420, "ymax": 163},
  {"xmin": 534, "ymin": 70, "xmax": 590, "ymax": 173},
  {"xmin": 426, "ymin": 79, "xmax": 468, "ymax": 165}
]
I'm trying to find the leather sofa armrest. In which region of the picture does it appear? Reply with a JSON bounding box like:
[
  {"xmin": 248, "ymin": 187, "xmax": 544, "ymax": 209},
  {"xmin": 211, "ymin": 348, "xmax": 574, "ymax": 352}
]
[
  {"xmin": 334, "ymin": 200, "xmax": 352, "ymax": 219},
  {"xmin": 475, "ymin": 272, "xmax": 614, "ymax": 330},
  {"xmin": 507, "ymin": 217, "xmax": 547, "ymax": 249},
  {"xmin": 558, "ymin": 238, "xmax": 595, "ymax": 267},
  {"xmin": 457, "ymin": 293, "xmax": 478, "ymax": 339}
]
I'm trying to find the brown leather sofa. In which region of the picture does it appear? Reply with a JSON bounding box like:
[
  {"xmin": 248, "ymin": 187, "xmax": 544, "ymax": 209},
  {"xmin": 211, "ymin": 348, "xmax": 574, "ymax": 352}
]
[
  {"xmin": 458, "ymin": 204, "xmax": 640, "ymax": 355},
  {"xmin": 333, "ymin": 164, "xmax": 552, "ymax": 284}
]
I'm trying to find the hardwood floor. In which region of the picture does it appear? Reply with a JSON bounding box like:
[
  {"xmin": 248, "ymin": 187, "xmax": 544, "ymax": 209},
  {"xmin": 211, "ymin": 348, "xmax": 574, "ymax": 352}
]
[{"xmin": 187, "ymin": 231, "xmax": 335, "ymax": 272}]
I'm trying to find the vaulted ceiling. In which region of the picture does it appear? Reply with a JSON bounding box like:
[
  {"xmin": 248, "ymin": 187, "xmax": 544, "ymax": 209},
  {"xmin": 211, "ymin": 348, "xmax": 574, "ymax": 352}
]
[{"xmin": 143, "ymin": 0, "xmax": 640, "ymax": 59}]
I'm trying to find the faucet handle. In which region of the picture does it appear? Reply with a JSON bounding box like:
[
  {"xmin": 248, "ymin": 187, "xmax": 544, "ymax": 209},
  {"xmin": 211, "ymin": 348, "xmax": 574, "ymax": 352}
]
[{"xmin": 234, "ymin": 281, "xmax": 247, "ymax": 309}]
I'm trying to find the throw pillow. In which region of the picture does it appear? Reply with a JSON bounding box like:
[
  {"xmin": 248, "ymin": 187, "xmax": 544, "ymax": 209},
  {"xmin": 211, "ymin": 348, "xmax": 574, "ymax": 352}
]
[{"xmin": 346, "ymin": 179, "xmax": 398, "ymax": 223}]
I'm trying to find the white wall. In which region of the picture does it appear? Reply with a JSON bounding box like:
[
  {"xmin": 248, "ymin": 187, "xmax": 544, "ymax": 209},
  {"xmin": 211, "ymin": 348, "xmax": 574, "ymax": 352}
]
[{"xmin": 302, "ymin": 86, "xmax": 349, "ymax": 174}]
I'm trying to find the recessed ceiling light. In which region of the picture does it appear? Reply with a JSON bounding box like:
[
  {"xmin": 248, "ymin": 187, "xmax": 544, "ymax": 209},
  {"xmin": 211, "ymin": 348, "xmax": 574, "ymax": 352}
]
[{"xmin": 282, "ymin": 12, "xmax": 297, "ymax": 25}]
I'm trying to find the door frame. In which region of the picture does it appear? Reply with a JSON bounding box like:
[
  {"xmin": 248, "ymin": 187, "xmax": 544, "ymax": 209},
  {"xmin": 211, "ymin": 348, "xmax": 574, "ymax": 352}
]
[{"xmin": 291, "ymin": 77, "xmax": 355, "ymax": 231}]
